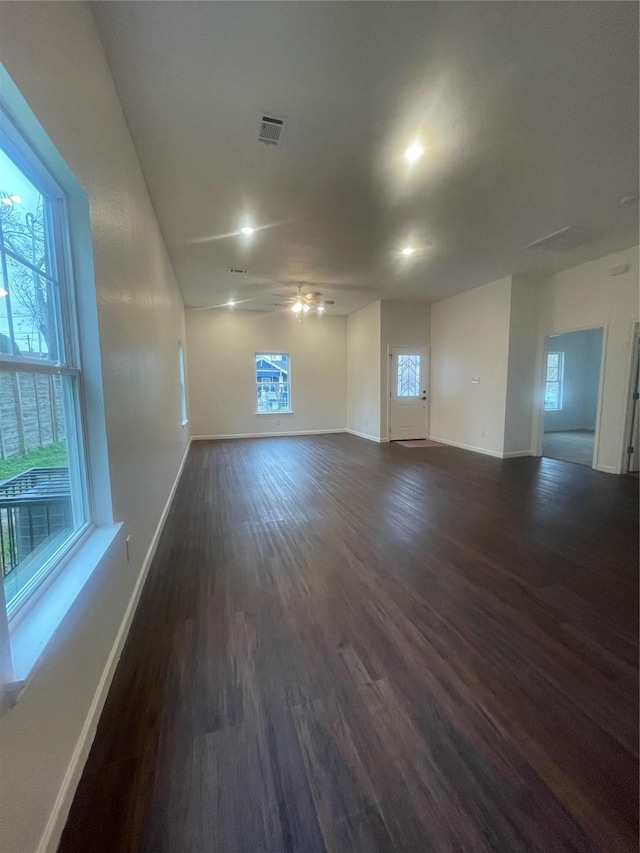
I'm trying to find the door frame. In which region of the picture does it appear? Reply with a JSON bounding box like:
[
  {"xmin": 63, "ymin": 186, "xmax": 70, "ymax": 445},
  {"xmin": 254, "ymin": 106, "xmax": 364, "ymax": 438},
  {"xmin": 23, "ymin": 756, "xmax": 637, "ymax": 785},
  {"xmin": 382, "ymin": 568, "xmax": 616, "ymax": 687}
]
[
  {"xmin": 387, "ymin": 345, "xmax": 429, "ymax": 441},
  {"xmin": 621, "ymin": 320, "xmax": 640, "ymax": 473},
  {"xmin": 533, "ymin": 324, "xmax": 607, "ymax": 470}
]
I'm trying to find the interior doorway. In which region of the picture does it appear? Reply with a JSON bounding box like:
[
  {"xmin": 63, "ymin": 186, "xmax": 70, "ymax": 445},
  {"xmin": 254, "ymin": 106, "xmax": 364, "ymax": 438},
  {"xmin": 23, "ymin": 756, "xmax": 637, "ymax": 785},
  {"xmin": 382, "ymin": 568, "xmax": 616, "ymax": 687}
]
[
  {"xmin": 389, "ymin": 347, "xmax": 428, "ymax": 441},
  {"xmin": 541, "ymin": 328, "xmax": 603, "ymax": 466}
]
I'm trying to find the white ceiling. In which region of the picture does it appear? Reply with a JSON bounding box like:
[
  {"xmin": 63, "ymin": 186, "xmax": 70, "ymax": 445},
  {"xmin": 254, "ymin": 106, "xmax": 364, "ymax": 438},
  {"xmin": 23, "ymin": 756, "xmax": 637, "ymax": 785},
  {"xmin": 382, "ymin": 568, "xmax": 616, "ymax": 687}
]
[{"xmin": 92, "ymin": 1, "xmax": 639, "ymax": 315}]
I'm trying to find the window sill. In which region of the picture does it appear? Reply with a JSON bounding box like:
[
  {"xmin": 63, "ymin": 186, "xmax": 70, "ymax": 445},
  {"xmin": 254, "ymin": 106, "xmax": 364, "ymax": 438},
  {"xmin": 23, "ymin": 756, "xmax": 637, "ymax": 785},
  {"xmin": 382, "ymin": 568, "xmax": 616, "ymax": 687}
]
[
  {"xmin": 4, "ymin": 523, "xmax": 122, "ymax": 705},
  {"xmin": 255, "ymin": 411, "xmax": 294, "ymax": 416}
]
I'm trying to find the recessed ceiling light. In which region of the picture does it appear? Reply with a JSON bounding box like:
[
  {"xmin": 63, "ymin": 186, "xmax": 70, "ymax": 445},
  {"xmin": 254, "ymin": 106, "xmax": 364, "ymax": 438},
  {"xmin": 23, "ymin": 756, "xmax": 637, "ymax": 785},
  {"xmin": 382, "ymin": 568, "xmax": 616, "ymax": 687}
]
[
  {"xmin": 1, "ymin": 198, "xmax": 12, "ymax": 206},
  {"xmin": 9, "ymin": 195, "xmax": 20, "ymax": 204},
  {"xmin": 240, "ymin": 226, "xmax": 254, "ymax": 236},
  {"xmin": 227, "ymin": 300, "xmax": 235, "ymax": 307},
  {"xmin": 404, "ymin": 144, "xmax": 424, "ymax": 163},
  {"xmin": 291, "ymin": 302, "xmax": 303, "ymax": 314},
  {"xmin": 402, "ymin": 247, "xmax": 415, "ymax": 256},
  {"xmin": 317, "ymin": 305, "xmax": 325, "ymax": 312}
]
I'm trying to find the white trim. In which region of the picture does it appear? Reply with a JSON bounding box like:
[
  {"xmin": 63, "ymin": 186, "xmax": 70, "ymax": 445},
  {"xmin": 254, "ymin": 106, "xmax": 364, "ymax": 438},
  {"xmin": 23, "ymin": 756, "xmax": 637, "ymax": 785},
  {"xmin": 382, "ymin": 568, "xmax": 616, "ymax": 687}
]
[
  {"xmin": 594, "ymin": 463, "xmax": 618, "ymax": 475},
  {"xmin": 193, "ymin": 429, "xmax": 346, "ymax": 440},
  {"xmin": 36, "ymin": 439, "xmax": 192, "ymax": 853},
  {"xmin": 428, "ymin": 436, "xmax": 505, "ymax": 459},
  {"xmin": 346, "ymin": 428, "xmax": 386, "ymax": 443},
  {"xmin": 7, "ymin": 524, "xmax": 120, "ymax": 686},
  {"xmin": 502, "ymin": 450, "xmax": 533, "ymax": 458},
  {"xmin": 621, "ymin": 321, "xmax": 640, "ymax": 474}
]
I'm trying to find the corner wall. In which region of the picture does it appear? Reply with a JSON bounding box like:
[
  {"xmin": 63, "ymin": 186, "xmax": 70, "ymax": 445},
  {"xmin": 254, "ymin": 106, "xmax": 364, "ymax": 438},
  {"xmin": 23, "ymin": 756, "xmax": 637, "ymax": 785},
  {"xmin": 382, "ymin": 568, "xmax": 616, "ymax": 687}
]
[
  {"xmin": 429, "ymin": 247, "xmax": 639, "ymax": 469},
  {"xmin": 430, "ymin": 277, "xmax": 512, "ymax": 456},
  {"xmin": 347, "ymin": 301, "xmax": 381, "ymax": 440},
  {"xmin": 0, "ymin": 4, "xmax": 189, "ymax": 852},
  {"xmin": 503, "ymin": 275, "xmax": 539, "ymax": 455}
]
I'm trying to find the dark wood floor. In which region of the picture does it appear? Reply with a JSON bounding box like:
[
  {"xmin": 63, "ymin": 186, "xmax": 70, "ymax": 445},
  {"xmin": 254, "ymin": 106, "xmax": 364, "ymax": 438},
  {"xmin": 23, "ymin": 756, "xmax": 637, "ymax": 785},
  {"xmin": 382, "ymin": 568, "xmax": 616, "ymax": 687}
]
[{"xmin": 59, "ymin": 435, "xmax": 639, "ymax": 853}]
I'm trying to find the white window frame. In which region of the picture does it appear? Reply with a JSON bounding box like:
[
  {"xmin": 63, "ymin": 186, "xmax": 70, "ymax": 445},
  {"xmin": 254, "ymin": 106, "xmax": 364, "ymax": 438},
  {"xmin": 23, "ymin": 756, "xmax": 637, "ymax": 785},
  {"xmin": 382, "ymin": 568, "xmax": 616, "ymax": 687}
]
[
  {"xmin": 255, "ymin": 352, "xmax": 292, "ymax": 415},
  {"xmin": 0, "ymin": 68, "xmax": 119, "ymax": 700},
  {"xmin": 0, "ymin": 116, "xmax": 92, "ymax": 620},
  {"xmin": 544, "ymin": 351, "xmax": 564, "ymax": 411}
]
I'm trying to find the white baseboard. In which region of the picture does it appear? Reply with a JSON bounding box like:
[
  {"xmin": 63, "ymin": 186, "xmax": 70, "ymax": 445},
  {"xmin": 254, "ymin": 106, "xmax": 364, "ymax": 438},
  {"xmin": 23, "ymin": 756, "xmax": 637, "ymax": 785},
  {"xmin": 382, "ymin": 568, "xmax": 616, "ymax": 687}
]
[
  {"xmin": 193, "ymin": 429, "xmax": 347, "ymax": 440},
  {"xmin": 428, "ymin": 436, "xmax": 505, "ymax": 459},
  {"xmin": 502, "ymin": 450, "xmax": 533, "ymax": 458},
  {"xmin": 594, "ymin": 463, "xmax": 619, "ymax": 474},
  {"xmin": 346, "ymin": 428, "xmax": 386, "ymax": 443},
  {"xmin": 37, "ymin": 438, "xmax": 193, "ymax": 853}
]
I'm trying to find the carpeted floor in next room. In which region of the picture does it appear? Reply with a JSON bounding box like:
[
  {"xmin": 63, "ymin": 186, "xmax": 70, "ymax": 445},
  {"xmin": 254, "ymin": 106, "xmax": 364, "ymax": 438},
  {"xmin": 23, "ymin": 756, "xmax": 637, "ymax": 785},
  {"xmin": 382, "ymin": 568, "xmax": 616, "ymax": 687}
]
[{"xmin": 543, "ymin": 429, "xmax": 595, "ymax": 466}]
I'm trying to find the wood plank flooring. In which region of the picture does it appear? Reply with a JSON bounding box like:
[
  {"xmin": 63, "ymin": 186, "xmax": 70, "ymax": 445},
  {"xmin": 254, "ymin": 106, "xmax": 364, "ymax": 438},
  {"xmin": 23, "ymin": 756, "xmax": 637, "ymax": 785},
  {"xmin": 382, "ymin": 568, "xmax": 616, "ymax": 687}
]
[{"xmin": 58, "ymin": 435, "xmax": 639, "ymax": 853}]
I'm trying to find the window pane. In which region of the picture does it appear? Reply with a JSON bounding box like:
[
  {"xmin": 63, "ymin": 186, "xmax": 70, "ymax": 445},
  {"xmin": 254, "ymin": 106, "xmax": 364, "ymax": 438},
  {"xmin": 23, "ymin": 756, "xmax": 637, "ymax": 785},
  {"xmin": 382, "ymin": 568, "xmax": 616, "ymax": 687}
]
[
  {"xmin": 0, "ymin": 146, "xmax": 50, "ymax": 278},
  {"xmin": 1, "ymin": 370, "xmax": 86, "ymax": 610},
  {"xmin": 546, "ymin": 366, "xmax": 559, "ymax": 381},
  {"xmin": 255, "ymin": 353, "xmax": 290, "ymax": 413},
  {"xmin": 397, "ymin": 354, "xmax": 420, "ymax": 397},
  {"xmin": 544, "ymin": 382, "xmax": 559, "ymax": 410},
  {"xmin": 3, "ymin": 255, "xmax": 61, "ymax": 360},
  {"xmin": 547, "ymin": 353, "xmax": 559, "ymax": 369}
]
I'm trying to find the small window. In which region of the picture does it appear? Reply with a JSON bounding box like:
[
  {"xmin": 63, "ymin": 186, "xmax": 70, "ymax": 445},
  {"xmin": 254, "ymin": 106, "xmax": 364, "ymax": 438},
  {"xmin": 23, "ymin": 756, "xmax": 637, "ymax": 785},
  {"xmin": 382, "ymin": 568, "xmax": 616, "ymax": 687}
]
[
  {"xmin": 544, "ymin": 351, "xmax": 564, "ymax": 411},
  {"xmin": 256, "ymin": 353, "xmax": 290, "ymax": 413},
  {"xmin": 0, "ymin": 128, "xmax": 88, "ymax": 615},
  {"xmin": 178, "ymin": 340, "xmax": 188, "ymax": 425},
  {"xmin": 397, "ymin": 353, "xmax": 421, "ymax": 397}
]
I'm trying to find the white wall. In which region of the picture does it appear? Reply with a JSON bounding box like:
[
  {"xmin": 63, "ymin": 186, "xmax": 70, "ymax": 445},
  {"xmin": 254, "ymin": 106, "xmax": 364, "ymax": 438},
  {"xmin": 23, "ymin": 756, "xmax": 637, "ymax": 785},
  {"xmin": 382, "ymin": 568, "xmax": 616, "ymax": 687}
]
[
  {"xmin": 347, "ymin": 301, "xmax": 381, "ymax": 440},
  {"xmin": 429, "ymin": 247, "xmax": 639, "ymax": 469},
  {"xmin": 186, "ymin": 308, "xmax": 347, "ymax": 437},
  {"xmin": 0, "ymin": 4, "xmax": 188, "ymax": 852},
  {"xmin": 379, "ymin": 300, "xmax": 430, "ymax": 440},
  {"xmin": 543, "ymin": 328, "xmax": 603, "ymax": 432},
  {"xmin": 503, "ymin": 275, "xmax": 539, "ymax": 455},
  {"xmin": 430, "ymin": 277, "xmax": 512, "ymax": 456},
  {"xmin": 535, "ymin": 246, "xmax": 639, "ymax": 473}
]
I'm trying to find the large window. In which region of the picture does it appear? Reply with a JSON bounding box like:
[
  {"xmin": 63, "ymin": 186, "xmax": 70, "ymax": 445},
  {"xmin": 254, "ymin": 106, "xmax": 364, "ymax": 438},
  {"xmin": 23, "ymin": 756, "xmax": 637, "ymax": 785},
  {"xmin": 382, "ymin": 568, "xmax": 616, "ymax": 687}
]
[
  {"xmin": 255, "ymin": 353, "xmax": 290, "ymax": 413},
  {"xmin": 0, "ymin": 132, "xmax": 88, "ymax": 616},
  {"xmin": 544, "ymin": 351, "xmax": 564, "ymax": 411}
]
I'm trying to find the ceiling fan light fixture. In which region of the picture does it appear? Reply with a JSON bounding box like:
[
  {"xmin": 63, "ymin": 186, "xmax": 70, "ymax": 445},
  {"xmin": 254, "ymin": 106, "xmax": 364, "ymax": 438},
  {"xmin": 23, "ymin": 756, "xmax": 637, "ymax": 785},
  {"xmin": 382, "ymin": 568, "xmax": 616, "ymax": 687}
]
[
  {"xmin": 302, "ymin": 303, "xmax": 311, "ymax": 313},
  {"xmin": 317, "ymin": 305, "xmax": 325, "ymax": 312},
  {"xmin": 291, "ymin": 301, "xmax": 303, "ymax": 314}
]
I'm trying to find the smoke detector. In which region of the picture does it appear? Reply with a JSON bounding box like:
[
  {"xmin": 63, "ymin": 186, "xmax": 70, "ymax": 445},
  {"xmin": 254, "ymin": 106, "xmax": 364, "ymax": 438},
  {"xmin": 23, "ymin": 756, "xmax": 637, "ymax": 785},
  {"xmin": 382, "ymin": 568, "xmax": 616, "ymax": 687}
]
[
  {"xmin": 258, "ymin": 113, "xmax": 286, "ymax": 146},
  {"xmin": 525, "ymin": 226, "xmax": 600, "ymax": 252}
]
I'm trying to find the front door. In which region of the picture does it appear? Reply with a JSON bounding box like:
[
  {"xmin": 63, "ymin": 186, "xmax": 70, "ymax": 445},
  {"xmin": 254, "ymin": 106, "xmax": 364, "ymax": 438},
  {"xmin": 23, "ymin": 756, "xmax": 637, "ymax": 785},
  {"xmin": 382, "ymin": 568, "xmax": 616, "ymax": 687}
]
[{"xmin": 389, "ymin": 347, "xmax": 428, "ymax": 440}]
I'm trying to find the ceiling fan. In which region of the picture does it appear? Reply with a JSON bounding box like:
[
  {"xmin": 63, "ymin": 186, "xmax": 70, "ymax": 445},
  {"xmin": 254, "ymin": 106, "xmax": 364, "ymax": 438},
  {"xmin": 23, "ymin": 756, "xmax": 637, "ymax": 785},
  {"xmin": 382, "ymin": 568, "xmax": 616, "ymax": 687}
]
[{"xmin": 271, "ymin": 284, "xmax": 335, "ymax": 314}]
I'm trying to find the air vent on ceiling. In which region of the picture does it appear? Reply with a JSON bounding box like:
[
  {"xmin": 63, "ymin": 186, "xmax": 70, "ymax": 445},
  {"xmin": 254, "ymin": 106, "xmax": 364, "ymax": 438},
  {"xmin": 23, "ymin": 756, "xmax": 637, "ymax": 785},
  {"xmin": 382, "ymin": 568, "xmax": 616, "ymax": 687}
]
[
  {"xmin": 229, "ymin": 268, "xmax": 248, "ymax": 274},
  {"xmin": 258, "ymin": 114, "xmax": 286, "ymax": 146},
  {"xmin": 525, "ymin": 226, "xmax": 600, "ymax": 252}
]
